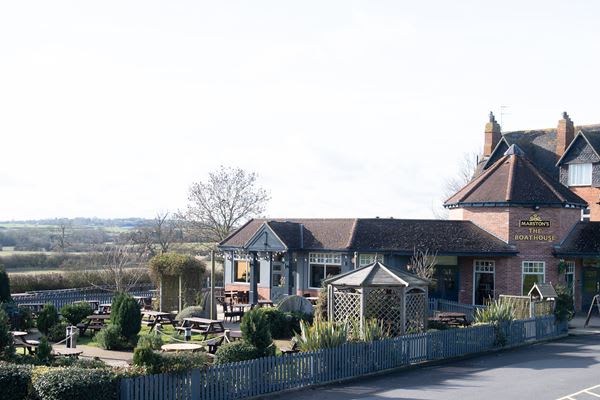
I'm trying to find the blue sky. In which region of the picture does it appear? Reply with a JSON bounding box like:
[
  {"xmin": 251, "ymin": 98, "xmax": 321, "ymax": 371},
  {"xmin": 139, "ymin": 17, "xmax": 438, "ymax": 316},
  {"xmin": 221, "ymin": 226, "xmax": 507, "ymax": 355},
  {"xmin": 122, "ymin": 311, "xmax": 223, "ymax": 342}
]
[{"xmin": 1, "ymin": 1, "xmax": 600, "ymax": 220}]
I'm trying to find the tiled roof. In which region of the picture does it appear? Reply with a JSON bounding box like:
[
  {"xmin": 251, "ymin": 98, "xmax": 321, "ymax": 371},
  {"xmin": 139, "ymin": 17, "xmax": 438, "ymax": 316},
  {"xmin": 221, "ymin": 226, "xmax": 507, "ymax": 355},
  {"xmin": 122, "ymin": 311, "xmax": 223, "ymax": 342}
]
[
  {"xmin": 446, "ymin": 146, "xmax": 587, "ymax": 208},
  {"xmin": 481, "ymin": 123, "xmax": 600, "ymax": 177},
  {"xmin": 324, "ymin": 261, "xmax": 429, "ymax": 287},
  {"xmin": 220, "ymin": 218, "xmax": 517, "ymax": 255},
  {"xmin": 554, "ymin": 222, "xmax": 600, "ymax": 256}
]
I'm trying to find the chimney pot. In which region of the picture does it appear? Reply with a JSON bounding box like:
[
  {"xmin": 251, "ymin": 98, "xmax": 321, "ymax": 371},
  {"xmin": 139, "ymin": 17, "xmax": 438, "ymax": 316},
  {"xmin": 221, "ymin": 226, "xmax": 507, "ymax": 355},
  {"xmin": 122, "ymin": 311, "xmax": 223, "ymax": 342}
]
[
  {"xmin": 556, "ymin": 111, "xmax": 575, "ymax": 158},
  {"xmin": 483, "ymin": 111, "xmax": 502, "ymax": 157}
]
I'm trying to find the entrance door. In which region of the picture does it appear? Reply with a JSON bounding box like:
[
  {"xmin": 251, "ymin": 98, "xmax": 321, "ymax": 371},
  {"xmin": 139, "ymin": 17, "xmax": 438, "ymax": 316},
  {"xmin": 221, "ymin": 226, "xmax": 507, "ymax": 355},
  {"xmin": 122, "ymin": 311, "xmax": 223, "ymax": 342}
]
[
  {"xmin": 582, "ymin": 268, "xmax": 600, "ymax": 311},
  {"xmin": 270, "ymin": 261, "xmax": 288, "ymax": 302},
  {"xmin": 430, "ymin": 266, "xmax": 459, "ymax": 302}
]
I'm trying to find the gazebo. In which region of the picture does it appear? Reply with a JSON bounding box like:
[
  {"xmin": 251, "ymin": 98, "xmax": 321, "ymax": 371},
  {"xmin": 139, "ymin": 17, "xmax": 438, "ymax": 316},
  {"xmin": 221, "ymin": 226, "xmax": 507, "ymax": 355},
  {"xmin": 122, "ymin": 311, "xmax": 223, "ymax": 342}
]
[{"xmin": 326, "ymin": 261, "xmax": 429, "ymax": 336}]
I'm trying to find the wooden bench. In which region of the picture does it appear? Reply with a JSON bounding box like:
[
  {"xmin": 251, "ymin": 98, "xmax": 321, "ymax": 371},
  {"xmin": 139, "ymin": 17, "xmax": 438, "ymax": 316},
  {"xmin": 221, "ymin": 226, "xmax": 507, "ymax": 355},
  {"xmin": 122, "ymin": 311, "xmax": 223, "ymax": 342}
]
[
  {"xmin": 279, "ymin": 337, "xmax": 299, "ymax": 355},
  {"xmin": 177, "ymin": 318, "xmax": 225, "ymax": 340}
]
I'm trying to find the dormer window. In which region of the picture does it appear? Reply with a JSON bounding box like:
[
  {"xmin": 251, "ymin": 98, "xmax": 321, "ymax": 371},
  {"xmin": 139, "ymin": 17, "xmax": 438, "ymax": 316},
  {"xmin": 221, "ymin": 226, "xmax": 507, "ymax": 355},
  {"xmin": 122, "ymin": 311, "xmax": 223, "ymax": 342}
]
[{"xmin": 568, "ymin": 163, "xmax": 592, "ymax": 186}]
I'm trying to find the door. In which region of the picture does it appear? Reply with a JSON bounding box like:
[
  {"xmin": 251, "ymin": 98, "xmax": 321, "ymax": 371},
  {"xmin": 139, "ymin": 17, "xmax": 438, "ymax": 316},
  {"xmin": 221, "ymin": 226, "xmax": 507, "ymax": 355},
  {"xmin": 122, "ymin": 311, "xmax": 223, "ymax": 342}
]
[
  {"xmin": 582, "ymin": 268, "xmax": 600, "ymax": 311},
  {"xmin": 270, "ymin": 261, "xmax": 288, "ymax": 302},
  {"xmin": 430, "ymin": 266, "xmax": 459, "ymax": 302}
]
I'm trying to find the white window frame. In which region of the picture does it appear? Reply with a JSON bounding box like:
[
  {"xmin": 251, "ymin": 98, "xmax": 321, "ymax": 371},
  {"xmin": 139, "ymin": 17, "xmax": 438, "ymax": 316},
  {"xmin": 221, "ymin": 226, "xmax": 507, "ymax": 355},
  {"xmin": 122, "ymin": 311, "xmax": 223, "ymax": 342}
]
[
  {"xmin": 233, "ymin": 258, "xmax": 250, "ymax": 284},
  {"xmin": 309, "ymin": 252, "xmax": 342, "ymax": 289},
  {"xmin": 522, "ymin": 261, "xmax": 545, "ymax": 295},
  {"xmin": 565, "ymin": 260, "xmax": 575, "ymax": 297},
  {"xmin": 568, "ymin": 163, "xmax": 592, "ymax": 186},
  {"xmin": 473, "ymin": 260, "xmax": 495, "ymax": 305},
  {"xmin": 358, "ymin": 253, "xmax": 384, "ymax": 267}
]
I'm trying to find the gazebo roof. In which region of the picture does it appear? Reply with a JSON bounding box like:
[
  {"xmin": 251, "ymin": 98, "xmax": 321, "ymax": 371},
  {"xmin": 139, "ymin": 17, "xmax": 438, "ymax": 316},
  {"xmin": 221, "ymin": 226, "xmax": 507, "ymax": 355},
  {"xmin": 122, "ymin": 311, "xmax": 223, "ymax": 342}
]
[{"xmin": 325, "ymin": 261, "xmax": 429, "ymax": 287}]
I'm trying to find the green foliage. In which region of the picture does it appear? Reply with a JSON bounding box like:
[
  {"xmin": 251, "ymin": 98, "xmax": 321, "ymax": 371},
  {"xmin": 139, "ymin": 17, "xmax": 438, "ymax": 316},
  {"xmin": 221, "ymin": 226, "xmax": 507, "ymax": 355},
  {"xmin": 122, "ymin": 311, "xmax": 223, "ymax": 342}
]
[
  {"xmin": 349, "ymin": 319, "xmax": 390, "ymax": 342},
  {"xmin": 136, "ymin": 333, "xmax": 163, "ymax": 350},
  {"xmin": 33, "ymin": 367, "xmax": 117, "ymax": 400},
  {"xmin": 159, "ymin": 352, "xmax": 208, "ymax": 374},
  {"xmin": 52, "ymin": 357, "xmax": 107, "ymax": 369},
  {"xmin": 214, "ymin": 341, "xmax": 262, "ymax": 364},
  {"xmin": 60, "ymin": 302, "xmax": 93, "ymax": 326},
  {"xmin": 295, "ymin": 320, "xmax": 348, "ymax": 351},
  {"xmin": 149, "ymin": 253, "xmax": 205, "ymax": 278},
  {"xmin": 36, "ymin": 304, "xmax": 59, "ymax": 335},
  {"xmin": 554, "ymin": 284, "xmax": 575, "ymax": 322},
  {"xmin": 133, "ymin": 346, "xmax": 162, "ymax": 374},
  {"xmin": 257, "ymin": 308, "xmax": 312, "ymax": 339},
  {"xmin": 0, "ymin": 309, "xmax": 15, "ymax": 360},
  {"xmin": 240, "ymin": 308, "xmax": 272, "ymax": 354},
  {"xmin": 0, "ymin": 265, "xmax": 11, "ymax": 303},
  {"xmin": 110, "ymin": 292, "xmax": 127, "ymax": 321},
  {"xmin": 47, "ymin": 321, "xmax": 68, "ymax": 343},
  {"xmin": 176, "ymin": 306, "xmax": 206, "ymax": 321},
  {"xmin": 95, "ymin": 325, "xmax": 128, "ymax": 350},
  {"xmin": 474, "ymin": 300, "xmax": 515, "ymax": 324},
  {"xmin": 15, "ymin": 307, "xmax": 34, "ymax": 331},
  {"xmin": 112, "ymin": 294, "xmax": 141, "ymax": 341},
  {"xmin": 36, "ymin": 337, "xmax": 53, "ymax": 364},
  {"xmin": 0, "ymin": 362, "xmax": 31, "ymax": 400}
]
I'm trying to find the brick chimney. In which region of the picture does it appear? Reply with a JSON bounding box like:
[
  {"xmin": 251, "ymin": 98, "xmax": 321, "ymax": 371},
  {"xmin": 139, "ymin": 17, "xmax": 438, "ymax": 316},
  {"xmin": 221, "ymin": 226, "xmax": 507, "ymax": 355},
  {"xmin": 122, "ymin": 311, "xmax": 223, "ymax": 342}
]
[
  {"xmin": 483, "ymin": 111, "xmax": 502, "ymax": 157},
  {"xmin": 556, "ymin": 111, "xmax": 575, "ymax": 158}
]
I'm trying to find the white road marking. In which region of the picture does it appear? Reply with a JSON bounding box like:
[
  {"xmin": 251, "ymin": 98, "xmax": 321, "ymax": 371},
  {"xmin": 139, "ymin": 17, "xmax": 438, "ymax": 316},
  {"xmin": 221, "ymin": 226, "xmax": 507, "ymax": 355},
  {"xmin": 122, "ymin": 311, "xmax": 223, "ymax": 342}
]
[{"xmin": 558, "ymin": 384, "xmax": 600, "ymax": 400}]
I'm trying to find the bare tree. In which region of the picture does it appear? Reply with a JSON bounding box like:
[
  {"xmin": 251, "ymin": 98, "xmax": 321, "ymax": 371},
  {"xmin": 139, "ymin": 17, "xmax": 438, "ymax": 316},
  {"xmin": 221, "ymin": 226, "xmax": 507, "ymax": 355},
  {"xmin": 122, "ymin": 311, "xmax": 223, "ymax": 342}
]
[
  {"xmin": 179, "ymin": 166, "xmax": 270, "ymax": 242},
  {"xmin": 407, "ymin": 248, "xmax": 437, "ymax": 281},
  {"xmin": 91, "ymin": 243, "xmax": 148, "ymax": 292},
  {"xmin": 432, "ymin": 151, "xmax": 479, "ymax": 219},
  {"xmin": 50, "ymin": 219, "xmax": 71, "ymax": 252},
  {"xmin": 130, "ymin": 212, "xmax": 179, "ymax": 257}
]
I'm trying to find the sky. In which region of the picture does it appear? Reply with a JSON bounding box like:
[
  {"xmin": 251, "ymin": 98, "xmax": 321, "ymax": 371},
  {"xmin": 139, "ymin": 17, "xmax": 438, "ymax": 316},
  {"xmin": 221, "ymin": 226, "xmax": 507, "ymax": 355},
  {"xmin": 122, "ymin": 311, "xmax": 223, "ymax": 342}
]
[{"xmin": 2, "ymin": 1, "xmax": 600, "ymax": 221}]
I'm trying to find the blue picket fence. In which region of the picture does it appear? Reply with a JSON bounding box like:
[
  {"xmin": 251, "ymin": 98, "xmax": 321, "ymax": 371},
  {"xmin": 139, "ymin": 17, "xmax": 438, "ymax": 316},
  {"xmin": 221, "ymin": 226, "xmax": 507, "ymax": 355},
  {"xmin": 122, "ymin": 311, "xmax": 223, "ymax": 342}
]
[
  {"xmin": 119, "ymin": 316, "xmax": 567, "ymax": 400},
  {"xmin": 12, "ymin": 285, "xmax": 155, "ymax": 309}
]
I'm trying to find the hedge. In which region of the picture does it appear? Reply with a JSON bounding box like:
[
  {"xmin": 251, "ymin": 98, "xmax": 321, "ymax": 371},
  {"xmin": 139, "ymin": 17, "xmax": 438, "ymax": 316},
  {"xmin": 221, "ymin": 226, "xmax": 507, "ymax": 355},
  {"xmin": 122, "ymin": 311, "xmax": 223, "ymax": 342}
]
[
  {"xmin": 33, "ymin": 367, "xmax": 117, "ymax": 400},
  {"xmin": 0, "ymin": 362, "xmax": 31, "ymax": 400}
]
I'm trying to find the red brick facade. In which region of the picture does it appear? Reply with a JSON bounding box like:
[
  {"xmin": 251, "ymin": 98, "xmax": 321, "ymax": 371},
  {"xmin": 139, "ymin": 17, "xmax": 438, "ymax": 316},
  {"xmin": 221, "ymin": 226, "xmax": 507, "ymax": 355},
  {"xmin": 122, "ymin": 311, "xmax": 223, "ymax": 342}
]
[{"xmin": 570, "ymin": 186, "xmax": 600, "ymax": 221}]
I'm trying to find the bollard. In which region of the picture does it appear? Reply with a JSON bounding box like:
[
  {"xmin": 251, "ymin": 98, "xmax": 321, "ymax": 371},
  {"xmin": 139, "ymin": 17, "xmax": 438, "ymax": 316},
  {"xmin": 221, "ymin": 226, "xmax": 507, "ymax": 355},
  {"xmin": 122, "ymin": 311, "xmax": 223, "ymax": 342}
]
[
  {"xmin": 184, "ymin": 326, "xmax": 192, "ymax": 341},
  {"xmin": 155, "ymin": 323, "xmax": 162, "ymax": 333},
  {"xmin": 66, "ymin": 326, "xmax": 77, "ymax": 349}
]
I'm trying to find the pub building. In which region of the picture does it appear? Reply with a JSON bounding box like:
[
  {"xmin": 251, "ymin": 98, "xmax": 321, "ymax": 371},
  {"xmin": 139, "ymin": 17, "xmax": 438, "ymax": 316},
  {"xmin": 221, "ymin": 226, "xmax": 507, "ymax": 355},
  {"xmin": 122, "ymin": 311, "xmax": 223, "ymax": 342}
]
[{"xmin": 219, "ymin": 112, "xmax": 600, "ymax": 312}]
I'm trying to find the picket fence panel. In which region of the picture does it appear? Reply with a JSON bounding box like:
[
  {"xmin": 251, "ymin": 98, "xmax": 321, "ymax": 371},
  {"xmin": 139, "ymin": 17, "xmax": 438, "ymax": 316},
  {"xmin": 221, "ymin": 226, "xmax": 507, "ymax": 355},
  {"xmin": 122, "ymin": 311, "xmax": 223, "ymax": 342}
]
[{"xmin": 119, "ymin": 316, "xmax": 566, "ymax": 400}]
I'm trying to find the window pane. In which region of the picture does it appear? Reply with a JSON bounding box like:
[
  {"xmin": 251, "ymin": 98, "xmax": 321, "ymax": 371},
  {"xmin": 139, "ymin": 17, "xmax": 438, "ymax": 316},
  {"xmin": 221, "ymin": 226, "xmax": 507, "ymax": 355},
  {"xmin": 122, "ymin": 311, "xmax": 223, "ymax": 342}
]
[
  {"xmin": 569, "ymin": 163, "xmax": 592, "ymax": 186},
  {"xmin": 522, "ymin": 274, "xmax": 543, "ymax": 295},
  {"xmin": 325, "ymin": 265, "xmax": 341, "ymax": 279},
  {"xmin": 234, "ymin": 261, "xmax": 249, "ymax": 282},
  {"xmin": 310, "ymin": 264, "xmax": 325, "ymax": 287}
]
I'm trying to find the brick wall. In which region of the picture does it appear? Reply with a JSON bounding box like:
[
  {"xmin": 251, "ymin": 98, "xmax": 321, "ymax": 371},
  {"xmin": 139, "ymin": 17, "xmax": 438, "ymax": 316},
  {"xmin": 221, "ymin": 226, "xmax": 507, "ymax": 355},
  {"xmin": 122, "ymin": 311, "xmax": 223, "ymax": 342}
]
[
  {"xmin": 570, "ymin": 186, "xmax": 600, "ymax": 221},
  {"xmin": 450, "ymin": 207, "xmax": 510, "ymax": 241}
]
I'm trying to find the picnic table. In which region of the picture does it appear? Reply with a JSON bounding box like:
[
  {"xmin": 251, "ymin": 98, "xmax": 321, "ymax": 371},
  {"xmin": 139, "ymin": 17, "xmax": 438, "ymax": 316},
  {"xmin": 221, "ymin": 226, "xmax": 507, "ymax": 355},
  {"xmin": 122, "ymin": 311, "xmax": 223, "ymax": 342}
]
[
  {"xmin": 434, "ymin": 312, "xmax": 469, "ymax": 327},
  {"xmin": 134, "ymin": 296, "xmax": 153, "ymax": 310},
  {"xmin": 98, "ymin": 303, "xmax": 112, "ymax": 314},
  {"xmin": 78, "ymin": 314, "xmax": 111, "ymax": 336},
  {"xmin": 256, "ymin": 300, "xmax": 274, "ymax": 308},
  {"xmin": 177, "ymin": 318, "xmax": 225, "ymax": 340},
  {"xmin": 226, "ymin": 330, "xmax": 242, "ymax": 342},
  {"xmin": 142, "ymin": 311, "xmax": 177, "ymax": 332},
  {"xmin": 160, "ymin": 343, "xmax": 202, "ymax": 352},
  {"xmin": 12, "ymin": 331, "xmax": 37, "ymax": 354}
]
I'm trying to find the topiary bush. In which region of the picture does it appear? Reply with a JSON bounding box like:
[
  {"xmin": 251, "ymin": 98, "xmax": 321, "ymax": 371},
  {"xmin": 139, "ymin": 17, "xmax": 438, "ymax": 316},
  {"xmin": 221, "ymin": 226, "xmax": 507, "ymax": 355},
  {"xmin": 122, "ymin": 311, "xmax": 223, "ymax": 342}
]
[
  {"xmin": 259, "ymin": 308, "xmax": 289, "ymax": 339},
  {"xmin": 0, "ymin": 265, "xmax": 11, "ymax": 303},
  {"xmin": 33, "ymin": 367, "xmax": 117, "ymax": 400},
  {"xmin": 160, "ymin": 351, "xmax": 208, "ymax": 374},
  {"xmin": 133, "ymin": 346, "xmax": 162, "ymax": 374},
  {"xmin": 136, "ymin": 334, "xmax": 163, "ymax": 350},
  {"xmin": 214, "ymin": 341, "xmax": 262, "ymax": 364},
  {"xmin": 36, "ymin": 304, "xmax": 59, "ymax": 336},
  {"xmin": 96, "ymin": 325, "xmax": 127, "ymax": 351},
  {"xmin": 60, "ymin": 302, "xmax": 93, "ymax": 326},
  {"xmin": 36, "ymin": 337, "xmax": 53, "ymax": 364},
  {"xmin": 240, "ymin": 308, "xmax": 273, "ymax": 355},
  {"xmin": 47, "ymin": 321, "xmax": 68, "ymax": 343},
  {"xmin": 111, "ymin": 294, "xmax": 141, "ymax": 342},
  {"xmin": 175, "ymin": 306, "xmax": 206, "ymax": 321},
  {"xmin": 0, "ymin": 308, "xmax": 15, "ymax": 360},
  {"xmin": 110, "ymin": 292, "xmax": 127, "ymax": 321},
  {"xmin": 554, "ymin": 283, "xmax": 575, "ymax": 322},
  {"xmin": 0, "ymin": 362, "xmax": 31, "ymax": 400}
]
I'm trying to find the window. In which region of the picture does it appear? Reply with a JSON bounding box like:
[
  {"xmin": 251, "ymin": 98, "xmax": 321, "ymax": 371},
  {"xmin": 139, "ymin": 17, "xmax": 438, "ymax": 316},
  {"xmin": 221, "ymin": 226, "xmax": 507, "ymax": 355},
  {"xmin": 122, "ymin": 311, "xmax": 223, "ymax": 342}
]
[
  {"xmin": 568, "ymin": 163, "xmax": 592, "ymax": 186},
  {"xmin": 474, "ymin": 260, "xmax": 495, "ymax": 305},
  {"xmin": 582, "ymin": 207, "xmax": 591, "ymax": 221},
  {"xmin": 309, "ymin": 252, "xmax": 341, "ymax": 288},
  {"xmin": 233, "ymin": 260, "xmax": 249, "ymax": 283},
  {"xmin": 522, "ymin": 261, "xmax": 545, "ymax": 294},
  {"xmin": 233, "ymin": 258, "xmax": 260, "ymax": 283},
  {"xmin": 565, "ymin": 261, "xmax": 575, "ymax": 297},
  {"xmin": 358, "ymin": 253, "xmax": 384, "ymax": 267}
]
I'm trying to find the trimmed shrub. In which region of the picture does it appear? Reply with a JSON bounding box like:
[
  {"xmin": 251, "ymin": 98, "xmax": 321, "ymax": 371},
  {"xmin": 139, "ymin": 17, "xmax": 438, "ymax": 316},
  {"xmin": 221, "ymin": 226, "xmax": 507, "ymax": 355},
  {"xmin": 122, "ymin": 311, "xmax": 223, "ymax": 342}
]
[
  {"xmin": 554, "ymin": 283, "xmax": 575, "ymax": 322},
  {"xmin": 112, "ymin": 294, "xmax": 141, "ymax": 341},
  {"xmin": 60, "ymin": 302, "xmax": 93, "ymax": 326},
  {"xmin": 133, "ymin": 346, "xmax": 162, "ymax": 374},
  {"xmin": 260, "ymin": 308, "xmax": 289, "ymax": 339},
  {"xmin": 0, "ymin": 308, "xmax": 15, "ymax": 360},
  {"xmin": 0, "ymin": 362, "xmax": 31, "ymax": 400},
  {"xmin": 52, "ymin": 357, "xmax": 107, "ymax": 369},
  {"xmin": 0, "ymin": 265, "xmax": 11, "ymax": 303},
  {"xmin": 110, "ymin": 292, "xmax": 127, "ymax": 321},
  {"xmin": 160, "ymin": 351, "xmax": 208, "ymax": 374},
  {"xmin": 36, "ymin": 304, "xmax": 59, "ymax": 336},
  {"xmin": 96, "ymin": 325, "xmax": 127, "ymax": 350},
  {"xmin": 47, "ymin": 321, "xmax": 68, "ymax": 343},
  {"xmin": 33, "ymin": 367, "xmax": 117, "ymax": 400},
  {"xmin": 36, "ymin": 337, "xmax": 52, "ymax": 364},
  {"xmin": 136, "ymin": 334, "xmax": 163, "ymax": 350},
  {"xmin": 175, "ymin": 306, "xmax": 206, "ymax": 322},
  {"xmin": 214, "ymin": 341, "xmax": 262, "ymax": 364},
  {"xmin": 240, "ymin": 308, "xmax": 272, "ymax": 354}
]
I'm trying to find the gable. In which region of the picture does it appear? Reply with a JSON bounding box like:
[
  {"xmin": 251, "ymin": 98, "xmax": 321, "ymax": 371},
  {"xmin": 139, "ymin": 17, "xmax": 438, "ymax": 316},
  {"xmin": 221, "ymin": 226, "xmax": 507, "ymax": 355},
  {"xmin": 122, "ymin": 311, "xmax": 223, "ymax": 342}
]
[
  {"xmin": 559, "ymin": 134, "xmax": 600, "ymax": 164},
  {"xmin": 244, "ymin": 223, "xmax": 287, "ymax": 252}
]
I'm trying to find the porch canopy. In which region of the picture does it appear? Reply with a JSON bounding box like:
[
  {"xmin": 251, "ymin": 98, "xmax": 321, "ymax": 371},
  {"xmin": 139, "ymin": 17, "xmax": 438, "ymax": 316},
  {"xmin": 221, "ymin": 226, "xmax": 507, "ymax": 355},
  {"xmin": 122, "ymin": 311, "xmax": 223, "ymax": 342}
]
[{"xmin": 325, "ymin": 261, "xmax": 429, "ymax": 336}]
